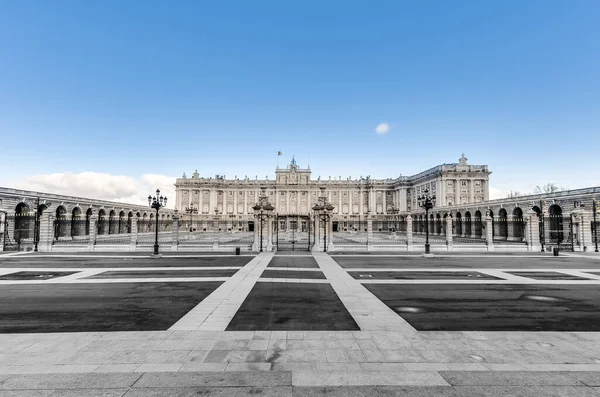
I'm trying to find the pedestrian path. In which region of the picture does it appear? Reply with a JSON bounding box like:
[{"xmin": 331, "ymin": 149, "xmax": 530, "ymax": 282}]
[
  {"xmin": 313, "ymin": 252, "xmax": 417, "ymax": 333},
  {"xmin": 169, "ymin": 252, "xmax": 274, "ymax": 331}
]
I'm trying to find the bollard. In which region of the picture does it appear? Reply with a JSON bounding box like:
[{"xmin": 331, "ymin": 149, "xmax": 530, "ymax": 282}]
[
  {"xmin": 235, "ymin": 247, "xmax": 241, "ymax": 255},
  {"xmin": 553, "ymin": 247, "xmax": 559, "ymax": 256}
]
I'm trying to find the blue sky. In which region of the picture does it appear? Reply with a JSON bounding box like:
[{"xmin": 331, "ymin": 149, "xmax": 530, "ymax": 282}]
[{"xmin": 1, "ymin": 0, "xmax": 599, "ymax": 204}]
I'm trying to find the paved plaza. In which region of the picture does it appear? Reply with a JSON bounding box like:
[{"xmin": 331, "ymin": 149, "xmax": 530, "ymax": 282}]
[{"xmin": 1, "ymin": 251, "xmax": 600, "ymax": 396}]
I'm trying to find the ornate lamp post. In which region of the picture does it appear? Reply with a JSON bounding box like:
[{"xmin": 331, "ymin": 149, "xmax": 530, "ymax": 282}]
[
  {"xmin": 312, "ymin": 187, "xmax": 335, "ymax": 252},
  {"xmin": 417, "ymin": 188, "xmax": 436, "ymax": 254},
  {"xmin": 594, "ymin": 198, "xmax": 599, "ymax": 253},
  {"xmin": 252, "ymin": 187, "xmax": 274, "ymax": 252},
  {"xmin": 148, "ymin": 189, "xmax": 167, "ymax": 255},
  {"xmin": 185, "ymin": 205, "xmax": 198, "ymax": 232}
]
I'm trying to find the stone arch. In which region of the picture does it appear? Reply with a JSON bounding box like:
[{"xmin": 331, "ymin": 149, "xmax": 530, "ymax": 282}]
[
  {"xmin": 108, "ymin": 210, "xmax": 118, "ymax": 235},
  {"xmin": 548, "ymin": 204, "xmax": 563, "ymax": 242},
  {"xmin": 97, "ymin": 209, "xmax": 107, "ymax": 235},
  {"xmin": 455, "ymin": 212, "xmax": 462, "ymax": 236},
  {"xmin": 85, "ymin": 208, "xmax": 93, "ymax": 236},
  {"xmin": 465, "ymin": 211, "xmax": 472, "ymax": 237},
  {"xmin": 118, "ymin": 211, "xmax": 127, "ymax": 234},
  {"xmin": 55, "ymin": 206, "xmax": 68, "ymax": 239},
  {"xmin": 497, "ymin": 208, "xmax": 508, "ymax": 239},
  {"xmin": 474, "ymin": 210, "xmax": 483, "ymax": 238},
  {"xmin": 127, "ymin": 211, "xmax": 133, "ymax": 233},
  {"xmin": 71, "ymin": 207, "xmax": 84, "ymax": 237},
  {"xmin": 14, "ymin": 202, "xmax": 32, "ymax": 242},
  {"xmin": 512, "ymin": 207, "xmax": 524, "ymax": 240}
]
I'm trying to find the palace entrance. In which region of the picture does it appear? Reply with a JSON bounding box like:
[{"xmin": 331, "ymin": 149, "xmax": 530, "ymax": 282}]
[{"xmin": 274, "ymin": 214, "xmax": 311, "ymax": 251}]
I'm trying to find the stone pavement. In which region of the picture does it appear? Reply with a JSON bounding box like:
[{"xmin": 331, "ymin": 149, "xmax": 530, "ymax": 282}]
[{"xmin": 1, "ymin": 251, "xmax": 600, "ymax": 394}]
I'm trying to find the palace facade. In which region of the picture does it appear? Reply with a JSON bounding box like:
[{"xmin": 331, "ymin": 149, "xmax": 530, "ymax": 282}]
[{"xmin": 175, "ymin": 154, "xmax": 491, "ymax": 220}]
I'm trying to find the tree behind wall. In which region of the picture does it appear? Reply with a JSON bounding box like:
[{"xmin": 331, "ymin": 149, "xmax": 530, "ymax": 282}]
[{"xmin": 534, "ymin": 183, "xmax": 566, "ymax": 194}]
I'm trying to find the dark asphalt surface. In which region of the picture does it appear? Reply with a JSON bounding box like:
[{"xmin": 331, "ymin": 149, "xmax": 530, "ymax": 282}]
[
  {"xmin": 333, "ymin": 255, "xmax": 600, "ymax": 269},
  {"xmin": 87, "ymin": 269, "xmax": 240, "ymax": 279},
  {"xmin": 260, "ymin": 270, "xmax": 326, "ymax": 279},
  {"xmin": 267, "ymin": 256, "xmax": 319, "ymax": 268},
  {"xmin": 348, "ymin": 271, "xmax": 500, "ymax": 280},
  {"xmin": 0, "ymin": 256, "xmax": 254, "ymax": 268},
  {"xmin": 0, "ymin": 282, "xmax": 223, "ymax": 333},
  {"xmin": 0, "ymin": 271, "xmax": 78, "ymax": 280},
  {"xmin": 227, "ymin": 282, "xmax": 359, "ymax": 331},
  {"xmin": 365, "ymin": 284, "xmax": 600, "ymax": 331},
  {"xmin": 508, "ymin": 271, "xmax": 591, "ymax": 280}
]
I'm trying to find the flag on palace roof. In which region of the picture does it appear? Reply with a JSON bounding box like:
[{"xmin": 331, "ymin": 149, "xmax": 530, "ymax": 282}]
[{"xmin": 277, "ymin": 151, "xmax": 282, "ymax": 156}]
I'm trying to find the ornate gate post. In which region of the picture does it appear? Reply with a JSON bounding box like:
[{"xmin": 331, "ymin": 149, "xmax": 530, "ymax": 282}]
[
  {"xmin": 526, "ymin": 209, "xmax": 540, "ymax": 252},
  {"xmin": 367, "ymin": 212, "xmax": 373, "ymax": 251},
  {"xmin": 446, "ymin": 215, "xmax": 453, "ymax": 251},
  {"xmin": 572, "ymin": 209, "xmax": 592, "ymax": 251},
  {"xmin": 88, "ymin": 212, "xmax": 97, "ymax": 252},
  {"xmin": 38, "ymin": 213, "xmax": 54, "ymax": 252},
  {"xmin": 406, "ymin": 214, "xmax": 413, "ymax": 251},
  {"xmin": 312, "ymin": 215, "xmax": 321, "ymax": 252},
  {"xmin": 485, "ymin": 211, "xmax": 494, "ymax": 252},
  {"xmin": 252, "ymin": 213, "xmax": 260, "ymax": 251},
  {"xmin": 266, "ymin": 215, "xmax": 274, "ymax": 251},
  {"xmin": 171, "ymin": 211, "xmax": 180, "ymax": 251},
  {"xmin": 129, "ymin": 214, "xmax": 138, "ymax": 251}
]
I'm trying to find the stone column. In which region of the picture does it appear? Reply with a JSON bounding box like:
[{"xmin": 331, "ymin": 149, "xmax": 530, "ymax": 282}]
[
  {"xmin": 129, "ymin": 215, "xmax": 138, "ymax": 251},
  {"xmin": 461, "ymin": 219, "xmax": 467, "ymax": 237},
  {"xmin": 526, "ymin": 210, "xmax": 540, "ymax": 252},
  {"xmin": 507, "ymin": 215, "xmax": 515, "ymax": 241},
  {"xmin": 312, "ymin": 215, "xmax": 321, "ymax": 252},
  {"xmin": 266, "ymin": 216, "xmax": 274, "ymax": 251},
  {"xmin": 328, "ymin": 215, "xmax": 334, "ymax": 251},
  {"xmin": 252, "ymin": 213, "xmax": 260, "ymax": 251},
  {"xmin": 446, "ymin": 215, "xmax": 453, "ymax": 251},
  {"xmin": 573, "ymin": 210, "xmax": 592, "ymax": 251},
  {"xmin": 38, "ymin": 213, "xmax": 54, "ymax": 252},
  {"xmin": 406, "ymin": 214, "xmax": 413, "ymax": 251},
  {"xmin": 485, "ymin": 213, "xmax": 494, "ymax": 251},
  {"xmin": 367, "ymin": 212, "xmax": 373, "ymax": 251},
  {"xmin": 171, "ymin": 212, "xmax": 180, "ymax": 251},
  {"xmin": 88, "ymin": 214, "xmax": 98, "ymax": 252}
]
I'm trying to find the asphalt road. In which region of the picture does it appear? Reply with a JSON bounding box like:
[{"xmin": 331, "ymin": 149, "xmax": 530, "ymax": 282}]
[
  {"xmin": 0, "ymin": 281, "xmax": 223, "ymax": 333},
  {"xmin": 267, "ymin": 257, "xmax": 319, "ymax": 268},
  {"xmin": 0, "ymin": 271, "xmax": 78, "ymax": 280},
  {"xmin": 365, "ymin": 284, "xmax": 600, "ymax": 331},
  {"xmin": 86, "ymin": 269, "xmax": 240, "ymax": 278},
  {"xmin": 347, "ymin": 271, "xmax": 500, "ymax": 280},
  {"xmin": 227, "ymin": 282, "xmax": 359, "ymax": 331},
  {"xmin": 260, "ymin": 270, "xmax": 326, "ymax": 279}
]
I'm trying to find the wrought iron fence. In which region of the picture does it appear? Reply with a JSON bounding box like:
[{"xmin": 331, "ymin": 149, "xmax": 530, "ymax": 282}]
[
  {"xmin": 331, "ymin": 221, "xmax": 369, "ymax": 245},
  {"xmin": 4, "ymin": 214, "xmax": 36, "ymax": 251},
  {"xmin": 178, "ymin": 221, "xmax": 254, "ymax": 246},
  {"xmin": 541, "ymin": 215, "xmax": 574, "ymax": 251}
]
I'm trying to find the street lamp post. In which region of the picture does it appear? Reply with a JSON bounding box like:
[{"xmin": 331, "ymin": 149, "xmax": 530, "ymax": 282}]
[
  {"xmin": 312, "ymin": 187, "xmax": 335, "ymax": 252},
  {"xmin": 185, "ymin": 206, "xmax": 198, "ymax": 232},
  {"xmin": 417, "ymin": 189, "xmax": 436, "ymax": 254},
  {"xmin": 539, "ymin": 199, "xmax": 545, "ymax": 252},
  {"xmin": 594, "ymin": 199, "xmax": 599, "ymax": 253},
  {"xmin": 148, "ymin": 189, "xmax": 167, "ymax": 255},
  {"xmin": 252, "ymin": 187, "xmax": 274, "ymax": 252}
]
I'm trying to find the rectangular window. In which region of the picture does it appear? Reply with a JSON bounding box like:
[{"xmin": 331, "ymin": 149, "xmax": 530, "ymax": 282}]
[
  {"xmin": 239, "ymin": 191, "xmax": 243, "ymax": 195},
  {"xmin": 228, "ymin": 191, "xmax": 233, "ymax": 196},
  {"xmin": 475, "ymin": 181, "xmax": 481, "ymax": 187},
  {"xmin": 281, "ymin": 191, "xmax": 285, "ymax": 196},
  {"xmin": 461, "ymin": 181, "xmax": 467, "ymax": 187}
]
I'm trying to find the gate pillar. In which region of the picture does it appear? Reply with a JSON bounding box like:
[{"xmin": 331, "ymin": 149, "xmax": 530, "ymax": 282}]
[
  {"xmin": 252, "ymin": 214, "xmax": 260, "ymax": 251},
  {"xmin": 406, "ymin": 214, "xmax": 413, "ymax": 251},
  {"xmin": 129, "ymin": 215, "xmax": 138, "ymax": 251},
  {"xmin": 526, "ymin": 210, "xmax": 540, "ymax": 251},
  {"xmin": 38, "ymin": 213, "xmax": 54, "ymax": 252},
  {"xmin": 171, "ymin": 212, "xmax": 180, "ymax": 251},
  {"xmin": 485, "ymin": 212, "xmax": 494, "ymax": 251},
  {"xmin": 446, "ymin": 215, "xmax": 453, "ymax": 251},
  {"xmin": 312, "ymin": 215, "xmax": 321, "ymax": 252},
  {"xmin": 266, "ymin": 216, "xmax": 274, "ymax": 251},
  {"xmin": 88, "ymin": 213, "xmax": 98, "ymax": 252},
  {"xmin": 572, "ymin": 209, "xmax": 592, "ymax": 251},
  {"xmin": 367, "ymin": 213, "xmax": 373, "ymax": 251}
]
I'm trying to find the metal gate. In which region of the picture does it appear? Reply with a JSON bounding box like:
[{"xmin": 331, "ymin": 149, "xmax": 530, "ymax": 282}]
[
  {"xmin": 3, "ymin": 214, "xmax": 37, "ymax": 252},
  {"xmin": 275, "ymin": 214, "xmax": 311, "ymax": 251},
  {"xmin": 542, "ymin": 215, "xmax": 574, "ymax": 252}
]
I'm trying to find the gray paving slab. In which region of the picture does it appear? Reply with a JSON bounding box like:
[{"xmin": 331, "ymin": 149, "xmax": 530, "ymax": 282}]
[
  {"xmin": 567, "ymin": 372, "xmax": 600, "ymax": 386},
  {"xmin": 451, "ymin": 386, "xmax": 600, "ymax": 397},
  {"xmin": 123, "ymin": 387, "xmax": 293, "ymax": 396},
  {"xmin": 439, "ymin": 371, "xmax": 583, "ymax": 386},
  {"xmin": 0, "ymin": 374, "xmax": 141, "ymax": 390},
  {"xmin": 48, "ymin": 390, "xmax": 128, "ymax": 397},
  {"xmin": 0, "ymin": 391, "xmax": 56, "ymax": 397},
  {"xmin": 292, "ymin": 371, "xmax": 450, "ymax": 386},
  {"xmin": 131, "ymin": 371, "xmax": 292, "ymax": 388}
]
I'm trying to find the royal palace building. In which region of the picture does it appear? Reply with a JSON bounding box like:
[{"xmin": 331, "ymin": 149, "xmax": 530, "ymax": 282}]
[{"xmin": 175, "ymin": 154, "xmax": 491, "ymax": 220}]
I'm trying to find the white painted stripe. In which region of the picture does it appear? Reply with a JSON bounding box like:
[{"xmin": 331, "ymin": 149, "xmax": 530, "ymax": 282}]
[
  {"xmin": 169, "ymin": 252, "xmax": 274, "ymax": 331},
  {"xmin": 0, "ymin": 277, "xmax": 231, "ymax": 285},
  {"xmin": 0, "ymin": 267, "xmax": 243, "ymax": 272},
  {"xmin": 256, "ymin": 278, "xmax": 329, "ymax": 283},
  {"xmin": 264, "ymin": 267, "xmax": 323, "ymax": 272},
  {"xmin": 344, "ymin": 268, "xmax": 600, "ymax": 272},
  {"xmin": 359, "ymin": 279, "xmax": 600, "ymax": 284},
  {"xmin": 332, "ymin": 254, "xmax": 552, "ymax": 258}
]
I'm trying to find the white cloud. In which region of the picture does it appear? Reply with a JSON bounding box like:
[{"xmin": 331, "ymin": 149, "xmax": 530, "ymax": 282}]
[
  {"xmin": 375, "ymin": 123, "xmax": 390, "ymax": 135},
  {"xmin": 14, "ymin": 172, "xmax": 177, "ymax": 208},
  {"xmin": 488, "ymin": 187, "xmax": 506, "ymax": 200}
]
